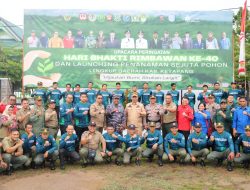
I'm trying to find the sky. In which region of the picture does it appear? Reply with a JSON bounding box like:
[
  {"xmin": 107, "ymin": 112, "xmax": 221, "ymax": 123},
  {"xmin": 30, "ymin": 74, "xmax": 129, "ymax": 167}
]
[{"xmin": 0, "ymin": 0, "xmax": 247, "ymax": 28}]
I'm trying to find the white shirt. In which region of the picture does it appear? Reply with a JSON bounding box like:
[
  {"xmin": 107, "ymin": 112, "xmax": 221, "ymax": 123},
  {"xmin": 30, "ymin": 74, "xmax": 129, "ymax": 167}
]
[
  {"xmin": 121, "ymin": 38, "xmax": 135, "ymax": 49},
  {"xmin": 135, "ymin": 38, "xmax": 148, "ymax": 49}
]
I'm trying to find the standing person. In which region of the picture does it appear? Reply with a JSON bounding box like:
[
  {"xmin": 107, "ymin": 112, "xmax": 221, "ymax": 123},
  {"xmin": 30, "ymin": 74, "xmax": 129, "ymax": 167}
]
[
  {"xmin": 149, "ymin": 31, "xmax": 162, "ymax": 49},
  {"xmin": 59, "ymin": 125, "xmax": 80, "ymax": 170},
  {"xmin": 121, "ymin": 30, "xmax": 135, "ymax": 49},
  {"xmin": 97, "ymin": 84, "xmax": 112, "ymax": 108},
  {"xmin": 186, "ymin": 122, "xmax": 209, "ymax": 166},
  {"xmin": 29, "ymin": 96, "xmax": 45, "ymax": 136},
  {"xmin": 128, "ymin": 85, "xmax": 141, "ymax": 103},
  {"xmin": 84, "ymin": 82, "xmax": 97, "ymax": 105},
  {"xmin": 74, "ymin": 29, "xmax": 85, "ymax": 48},
  {"xmin": 31, "ymin": 81, "xmax": 47, "ymax": 105},
  {"xmin": 62, "ymin": 83, "xmax": 73, "ymax": 103},
  {"xmin": 96, "ymin": 30, "xmax": 106, "ymax": 48},
  {"xmin": 39, "ymin": 32, "xmax": 49, "ymax": 48},
  {"xmin": 206, "ymin": 94, "xmax": 220, "ymax": 124},
  {"xmin": 0, "ymin": 95, "xmax": 18, "ymax": 114},
  {"xmin": 1, "ymin": 105, "xmax": 18, "ymax": 137},
  {"xmin": 63, "ymin": 30, "xmax": 74, "ymax": 48},
  {"xmin": 112, "ymin": 82, "xmax": 125, "ymax": 105},
  {"xmin": 177, "ymin": 97, "xmax": 194, "ymax": 142},
  {"xmin": 153, "ymin": 84, "xmax": 164, "ymax": 105},
  {"xmin": 85, "ymin": 30, "xmax": 96, "ymax": 48},
  {"xmin": 79, "ymin": 122, "xmax": 106, "ymax": 166},
  {"xmin": 197, "ymin": 84, "xmax": 210, "ymax": 104},
  {"xmin": 48, "ymin": 31, "xmax": 63, "ymax": 48},
  {"xmin": 171, "ymin": 32, "xmax": 183, "ymax": 49},
  {"xmin": 162, "ymin": 94, "xmax": 177, "ymax": 138},
  {"xmin": 168, "ymin": 83, "xmax": 179, "ymax": 106},
  {"xmin": 135, "ymin": 30, "xmax": 148, "ymax": 49},
  {"xmin": 45, "ymin": 100, "xmax": 58, "ymax": 138},
  {"xmin": 140, "ymin": 82, "xmax": 152, "ymax": 106},
  {"xmin": 210, "ymin": 82, "xmax": 227, "ymax": 104},
  {"xmin": 16, "ymin": 98, "xmax": 31, "ymax": 135},
  {"xmin": 46, "ymin": 82, "xmax": 62, "ymax": 118},
  {"xmin": 232, "ymin": 97, "xmax": 250, "ymax": 139},
  {"xmin": 125, "ymin": 93, "xmax": 146, "ymax": 136},
  {"xmin": 141, "ymin": 122, "xmax": 164, "ymax": 166},
  {"xmin": 59, "ymin": 94, "xmax": 74, "ymax": 135},
  {"xmin": 228, "ymin": 82, "xmax": 241, "ymax": 103},
  {"xmin": 207, "ymin": 123, "xmax": 234, "ymax": 171},
  {"xmin": 184, "ymin": 85, "xmax": 196, "ymax": 109},
  {"xmin": 106, "ymin": 95, "xmax": 126, "ymax": 134},
  {"xmin": 161, "ymin": 31, "xmax": 172, "ymax": 49},
  {"xmin": 34, "ymin": 128, "xmax": 58, "ymax": 170},
  {"xmin": 206, "ymin": 32, "xmax": 219, "ymax": 49},
  {"xmin": 219, "ymin": 32, "xmax": 230, "ymax": 50},
  {"xmin": 192, "ymin": 103, "xmax": 211, "ymax": 135},
  {"xmin": 27, "ymin": 30, "xmax": 39, "ymax": 48},
  {"xmin": 105, "ymin": 31, "xmax": 120, "ymax": 49},
  {"xmin": 73, "ymin": 84, "xmax": 81, "ymax": 105},
  {"xmin": 74, "ymin": 93, "xmax": 91, "ymax": 150},
  {"xmin": 193, "ymin": 31, "xmax": 205, "ymax": 49},
  {"xmin": 145, "ymin": 95, "xmax": 164, "ymax": 130},
  {"xmin": 182, "ymin": 32, "xmax": 193, "ymax": 49},
  {"xmin": 90, "ymin": 94, "xmax": 106, "ymax": 133}
]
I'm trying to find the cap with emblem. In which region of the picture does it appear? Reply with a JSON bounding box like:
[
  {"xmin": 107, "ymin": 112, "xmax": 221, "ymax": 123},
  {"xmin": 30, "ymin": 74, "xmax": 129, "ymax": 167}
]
[
  {"xmin": 170, "ymin": 122, "xmax": 178, "ymax": 128},
  {"xmin": 128, "ymin": 124, "xmax": 136, "ymax": 130},
  {"xmin": 216, "ymin": 122, "xmax": 224, "ymax": 128},
  {"xmin": 48, "ymin": 99, "xmax": 56, "ymax": 104},
  {"xmin": 89, "ymin": 121, "xmax": 96, "ymax": 127},
  {"xmin": 150, "ymin": 95, "xmax": 156, "ymax": 99},
  {"xmin": 41, "ymin": 128, "xmax": 48, "ymax": 134},
  {"xmin": 194, "ymin": 122, "xmax": 202, "ymax": 128},
  {"xmin": 220, "ymin": 99, "xmax": 227, "ymax": 104},
  {"xmin": 148, "ymin": 121, "xmax": 156, "ymax": 127},
  {"xmin": 208, "ymin": 94, "xmax": 215, "ymax": 99},
  {"xmin": 132, "ymin": 93, "xmax": 138, "ymax": 97},
  {"xmin": 245, "ymin": 125, "xmax": 250, "ymax": 131},
  {"xmin": 113, "ymin": 95, "xmax": 120, "ymax": 99},
  {"xmin": 35, "ymin": 96, "xmax": 42, "ymax": 101}
]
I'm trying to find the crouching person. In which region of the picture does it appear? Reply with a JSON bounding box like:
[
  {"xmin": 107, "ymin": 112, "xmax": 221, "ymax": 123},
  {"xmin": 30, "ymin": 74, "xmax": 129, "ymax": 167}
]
[
  {"xmin": 207, "ymin": 122, "xmax": 234, "ymax": 171},
  {"xmin": 234, "ymin": 125, "xmax": 250, "ymax": 169},
  {"xmin": 34, "ymin": 128, "xmax": 58, "ymax": 170},
  {"xmin": 2, "ymin": 129, "xmax": 29, "ymax": 175},
  {"xmin": 0, "ymin": 142, "xmax": 8, "ymax": 174},
  {"xmin": 186, "ymin": 122, "xmax": 209, "ymax": 167},
  {"xmin": 59, "ymin": 125, "xmax": 80, "ymax": 170},
  {"xmin": 21, "ymin": 123, "xmax": 36, "ymax": 168},
  {"xmin": 79, "ymin": 122, "xmax": 106, "ymax": 167},
  {"xmin": 141, "ymin": 122, "xmax": 164, "ymax": 166},
  {"xmin": 162, "ymin": 123, "xmax": 188, "ymax": 164},
  {"xmin": 103, "ymin": 125, "xmax": 124, "ymax": 166}
]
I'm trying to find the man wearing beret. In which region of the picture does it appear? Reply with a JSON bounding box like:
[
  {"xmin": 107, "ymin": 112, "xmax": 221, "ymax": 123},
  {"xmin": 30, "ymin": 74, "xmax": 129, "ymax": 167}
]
[{"xmin": 31, "ymin": 81, "xmax": 47, "ymax": 105}]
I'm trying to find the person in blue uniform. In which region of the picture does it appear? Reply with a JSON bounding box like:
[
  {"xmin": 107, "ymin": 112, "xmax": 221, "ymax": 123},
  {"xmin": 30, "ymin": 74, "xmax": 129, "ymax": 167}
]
[
  {"xmin": 168, "ymin": 83, "xmax": 179, "ymax": 105},
  {"xmin": 153, "ymin": 84, "xmax": 164, "ymax": 105},
  {"xmin": 140, "ymin": 82, "xmax": 152, "ymax": 106},
  {"xmin": 112, "ymin": 82, "xmax": 125, "ymax": 105},
  {"xmin": 73, "ymin": 84, "xmax": 81, "ymax": 106},
  {"xmin": 84, "ymin": 82, "xmax": 96, "ymax": 105},
  {"xmin": 31, "ymin": 81, "xmax": 47, "ymax": 105},
  {"xmin": 62, "ymin": 83, "xmax": 73, "ymax": 103},
  {"xmin": 184, "ymin": 85, "xmax": 196, "ymax": 109}
]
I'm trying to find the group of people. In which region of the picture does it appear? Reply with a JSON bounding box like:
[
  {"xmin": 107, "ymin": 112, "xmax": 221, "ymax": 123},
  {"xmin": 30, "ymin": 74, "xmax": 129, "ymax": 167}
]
[
  {"xmin": 27, "ymin": 29, "xmax": 230, "ymax": 50},
  {"xmin": 0, "ymin": 80, "xmax": 249, "ymax": 175}
]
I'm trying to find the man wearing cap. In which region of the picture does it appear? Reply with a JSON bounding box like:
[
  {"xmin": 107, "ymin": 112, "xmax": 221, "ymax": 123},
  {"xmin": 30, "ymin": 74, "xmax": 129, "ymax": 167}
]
[
  {"xmin": 103, "ymin": 125, "xmax": 124, "ymax": 165},
  {"xmin": 29, "ymin": 96, "xmax": 45, "ymax": 136},
  {"xmin": 228, "ymin": 82, "xmax": 241, "ymax": 103},
  {"xmin": 140, "ymin": 83, "xmax": 152, "ymax": 106},
  {"xmin": 163, "ymin": 123, "xmax": 188, "ymax": 164},
  {"xmin": 90, "ymin": 94, "xmax": 106, "ymax": 133},
  {"xmin": 106, "ymin": 95, "xmax": 126, "ymax": 134},
  {"xmin": 135, "ymin": 30, "xmax": 148, "ymax": 49},
  {"xmin": 16, "ymin": 98, "xmax": 31, "ymax": 135},
  {"xmin": 145, "ymin": 95, "xmax": 164, "ymax": 130},
  {"xmin": 234, "ymin": 125, "xmax": 250, "ymax": 168},
  {"xmin": 121, "ymin": 30, "xmax": 135, "ymax": 49},
  {"xmin": 141, "ymin": 122, "xmax": 164, "ymax": 166},
  {"xmin": 210, "ymin": 82, "xmax": 228, "ymax": 104},
  {"xmin": 168, "ymin": 83, "xmax": 179, "ymax": 106},
  {"xmin": 79, "ymin": 122, "xmax": 106, "ymax": 166},
  {"xmin": 153, "ymin": 84, "xmax": 165, "ymax": 105},
  {"xmin": 59, "ymin": 125, "xmax": 80, "ymax": 170},
  {"xmin": 206, "ymin": 94, "xmax": 220, "ymax": 123},
  {"xmin": 31, "ymin": 82, "xmax": 47, "ymax": 105},
  {"xmin": 45, "ymin": 99, "xmax": 59, "ymax": 138},
  {"xmin": 34, "ymin": 128, "xmax": 58, "ymax": 170},
  {"xmin": 186, "ymin": 122, "xmax": 209, "ymax": 166},
  {"xmin": 197, "ymin": 84, "xmax": 210, "ymax": 104},
  {"xmin": 207, "ymin": 122, "xmax": 234, "ymax": 171},
  {"xmin": 59, "ymin": 94, "xmax": 74, "ymax": 135},
  {"xmin": 125, "ymin": 93, "xmax": 146, "ymax": 136},
  {"xmin": 113, "ymin": 124, "xmax": 142, "ymax": 166}
]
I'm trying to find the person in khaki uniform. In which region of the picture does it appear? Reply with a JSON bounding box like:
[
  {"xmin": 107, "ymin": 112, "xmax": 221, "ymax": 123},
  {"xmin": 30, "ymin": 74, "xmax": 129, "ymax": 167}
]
[
  {"xmin": 29, "ymin": 96, "xmax": 45, "ymax": 136},
  {"xmin": 16, "ymin": 98, "xmax": 31, "ymax": 135},
  {"xmin": 90, "ymin": 94, "xmax": 106, "ymax": 133},
  {"xmin": 2, "ymin": 129, "xmax": 29, "ymax": 175},
  {"xmin": 79, "ymin": 122, "xmax": 106, "ymax": 167},
  {"xmin": 45, "ymin": 100, "xmax": 58, "ymax": 138},
  {"xmin": 0, "ymin": 142, "xmax": 8, "ymax": 174},
  {"xmin": 125, "ymin": 93, "xmax": 146, "ymax": 136}
]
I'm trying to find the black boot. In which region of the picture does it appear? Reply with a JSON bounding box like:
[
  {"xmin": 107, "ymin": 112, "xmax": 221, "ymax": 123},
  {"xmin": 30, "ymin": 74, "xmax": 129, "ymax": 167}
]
[
  {"xmin": 243, "ymin": 161, "xmax": 249, "ymax": 169},
  {"xmin": 4, "ymin": 165, "xmax": 13, "ymax": 176},
  {"xmin": 135, "ymin": 159, "xmax": 141, "ymax": 166},
  {"xmin": 50, "ymin": 161, "xmax": 56, "ymax": 170},
  {"xmin": 200, "ymin": 160, "xmax": 206, "ymax": 167},
  {"xmin": 115, "ymin": 159, "xmax": 122, "ymax": 166},
  {"xmin": 227, "ymin": 162, "xmax": 233, "ymax": 172},
  {"xmin": 148, "ymin": 155, "xmax": 153, "ymax": 163},
  {"xmin": 216, "ymin": 159, "xmax": 223, "ymax": 167},
  {"xmin": 158, "ymin": 157, "xmax": 163, "ymax": 167}
]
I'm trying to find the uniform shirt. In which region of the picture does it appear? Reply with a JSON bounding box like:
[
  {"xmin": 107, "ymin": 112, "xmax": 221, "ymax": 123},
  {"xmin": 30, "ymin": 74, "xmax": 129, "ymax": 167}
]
[
  {"xmin": 184, "ymin": 92, "xmax": 196, "ymax": 108},
  {"xmin": 31, "ymin": 88, "xmax": 47, "ymax": 104},
  {"xmin": 206, "ymin": 103, "xmax": 220, "ymax": 122},
  {"xmin": 59, "ymin": 102, "xmax": 74, "ymax": 126},
  {"xmin": 59, "ymin": 133, "xmax": 78, "ymax": 152},
  {"xmin": 168, "ymin": 90, "xmax": 179, "ymax": 105},
  {"xmin": 16, "ymin": 107, "xmax": 31, "ymax": 130},
  {"xmin": 112, "ymin": 90, "xmax": 125, "ymax": 104},
  {"xmin": 45, "ymin": 108, "xmax": 58, "ymax": 128},
  {"xmin": 48, "ymin": 37, "xmax": 63, "ymax": 48},
  {"xmin": 118, "ymin": 134, "xmax": 141, "ymax": 150},
  {"xmin": 208, "ymin": 131, "xmax": 234, "ymax": 152},
  {"xmin": 145, "ymin": 103, "xmax": 164, "ymax": 128},
  {"xmin": 177, "ymin": 105, "xmax": 194, "ymax": 131},
  {"xmin": 73, "ymin": 91, "xmax": 81, "ymax": 105},
  {"xmin": 128, "ymin": 91, "xmax": 141, "ymax": 103},
  {"xmin": 125, "ymin": 102, "xmax": 146, "ymax": 128},
  {"xmin": 106, "ymin": 103, "xmax": 126, "ymax": 129},
  {"xmin": 210, "ymin": 89, "xmax": 227, "ymax": 104},
  {"xmin": 29, "ymin": 105, "xmax": 45, "ymax": 136},
  {"xmin": 192, "ymin": 110, "xmax": 211, "ymax": 134},
  {"xmin": 228, "ymin": 89, "xmax": 241, "ymax": 102},
  {"xmin": 214, "ymin": 109, "xmax": 232, "ymax": 132},
  {"xmin": 141, "ymin": 130, "xmax": 163, "ymax": 148},
  {"xmin": 62, "ymin": 91, "xmax": 74, "ymax": 103},
  {"xmin": 84, "ymin": 89, "xmax": 97, "ymax": 104},
  {"xmin": 187, "ymin": 132, "xmax": 208, "ymax": 155},
  {"xmin": 103, "ymin": 132, "xmax": 121, "ymax": 151},
  {"xmin": 153, "ymin": 91, "xmax": 165, "ymax": 105},
  {"xmin": 90, "ymin": 103, "xmax": 106, "ymax": 128},
  {"xmin": 164, "ymin": 132, "xmax": 185, "ymax": 155},
  {"xmin": 36, "ymin": 135, "xmax": 57, "ymax": 154},
  {"xmin": 121, "ymin": 37, "xmax": 135, "ymax": 49},
  {"xmin": 81, "ymin": 131, "xmax": 105, "ymax": 150},
  {"xmin": 140, "ymin": 89, "xmax": 152, "ymax": 106},
  {"xmin": 2, "ymin": 137, "xmax": 23, "ymax": 153},
  {"xmin": 135, "ymin": 38, "xmax": 148, "ymax": 49},
  {"xmin": 97, "ymin": 90, "xmax": 112, "ymax": 108},
  {"xmin": 163, "ymin": 102, "xmax": 177, "ymax": 123},
  {"xmin": 21, "ymin": 133, "xmax": 36, "ymax": 154},
  {"xmin": 74, "ymin": 101, "xmax": 91, "ymax": 128},
  {"xmin": 46, "ymin": 89, "xmax": 62, "ymax": 106},
  {"xmin": 233, "ymin": 106, "xmax": 250, "ymax": 134},
  {"xmin": 235, "ymin": 134, "xmax": 250, "ymax": 154},
  {"xmin": 197, "ymin": 91, "xmax": 210, "ymax": 104}
]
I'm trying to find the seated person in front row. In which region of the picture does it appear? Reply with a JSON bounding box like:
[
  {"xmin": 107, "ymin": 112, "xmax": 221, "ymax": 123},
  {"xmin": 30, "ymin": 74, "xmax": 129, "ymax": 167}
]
[
  {"xmin": 34, "ymin": 128, "xmax": 58, "ymax": 170},
  {"xmin": 141, "ymin": 121, "xmax": 164, "ymax": 167},
  {"xmin": 207, "ymin": 122, "xmax": 234, "ymax": 172},
  {"xmin": 0, "ymin": 142, "xmax": 8, "ymax": 174},
  {"xmin": 162, "ymin": 123, "xmax": 188, "ymax": 164},
  {"xmin": 234, "ymin": 125, "xmax": 250, "ymax": 169}
]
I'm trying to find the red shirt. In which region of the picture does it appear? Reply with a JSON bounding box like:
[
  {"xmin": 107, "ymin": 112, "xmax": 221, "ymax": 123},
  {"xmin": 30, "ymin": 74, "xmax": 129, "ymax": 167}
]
[
  {"xmin": 63, "ymin": 37, "xmax": 74, "ymax": 48},
  {"xmin": 177, "ymin": 105, "xmax": 194, "ymax": 131},
  {"xmin": 0, "ymin": 104, "xmax": 18, "ymax": 115}
]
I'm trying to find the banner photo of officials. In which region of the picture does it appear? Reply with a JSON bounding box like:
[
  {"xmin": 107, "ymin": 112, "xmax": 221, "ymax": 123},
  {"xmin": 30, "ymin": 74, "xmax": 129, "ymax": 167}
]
[{"xmin": 23, "ymin": 10, "xmax": 233, "ymax": 89}]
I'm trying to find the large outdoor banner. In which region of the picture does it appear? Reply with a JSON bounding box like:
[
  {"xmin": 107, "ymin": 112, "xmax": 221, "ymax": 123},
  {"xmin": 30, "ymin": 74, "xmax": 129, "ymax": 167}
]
[{"xmin": 23, "ymin": 10, "xmax": 233, "ymax": 89}]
